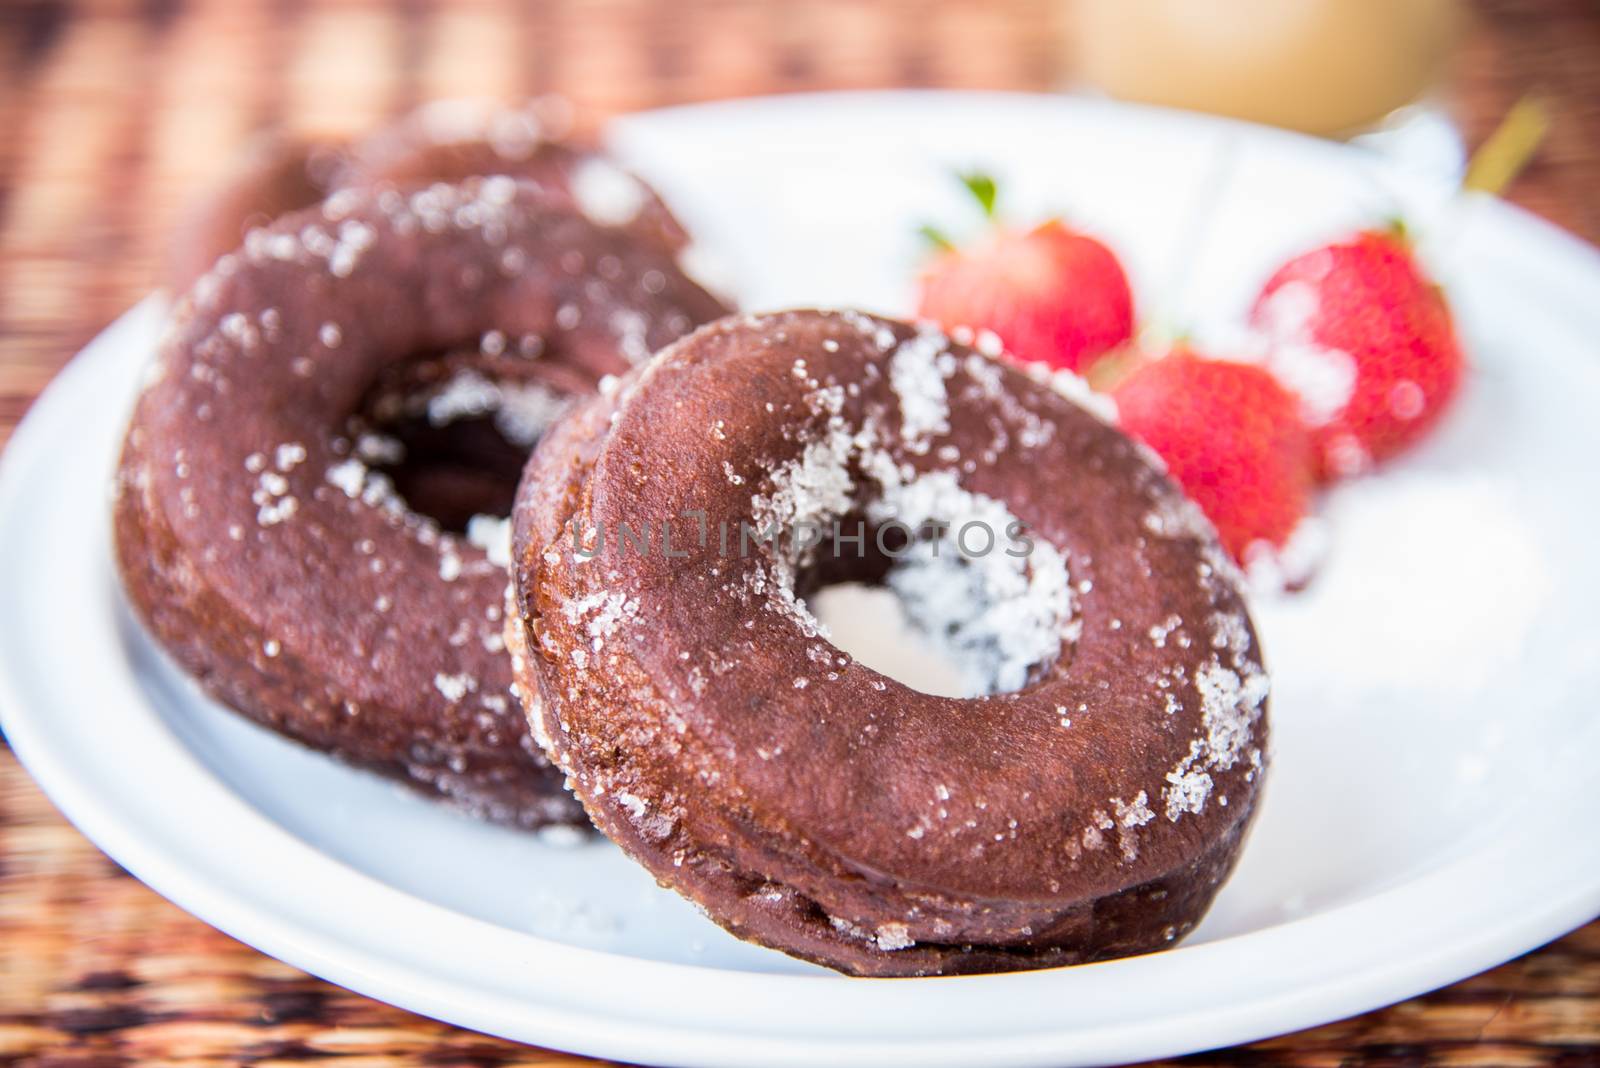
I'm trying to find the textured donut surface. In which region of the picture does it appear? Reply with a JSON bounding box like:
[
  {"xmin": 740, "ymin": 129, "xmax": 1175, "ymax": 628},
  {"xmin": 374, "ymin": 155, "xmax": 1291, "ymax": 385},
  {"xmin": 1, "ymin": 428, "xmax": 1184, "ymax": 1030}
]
[
  {"xmin": 117, "ymin": 178, "xmax": 727, "ymax": 828},
  {"xmin": 168, "ymin": 99, "xmax": 699, "ymax": 299},
  {"xmin": 510, "ymin": 309, "xmax": 1269, "ymax": 972},
  {"xmin": 336, "ymin": 98, "xmax": 693, "ymax": 258}
]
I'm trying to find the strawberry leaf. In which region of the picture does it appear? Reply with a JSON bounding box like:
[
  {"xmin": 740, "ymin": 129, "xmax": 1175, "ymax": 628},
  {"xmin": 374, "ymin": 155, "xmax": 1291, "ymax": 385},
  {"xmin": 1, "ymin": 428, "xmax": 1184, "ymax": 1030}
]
[
  {"xmin": 917, "ymin": 223, "xmax": 956, "ymax": 252},
  {"xmin": 958, "ymin": 171, "xmax": 998, "ymax": 218}
]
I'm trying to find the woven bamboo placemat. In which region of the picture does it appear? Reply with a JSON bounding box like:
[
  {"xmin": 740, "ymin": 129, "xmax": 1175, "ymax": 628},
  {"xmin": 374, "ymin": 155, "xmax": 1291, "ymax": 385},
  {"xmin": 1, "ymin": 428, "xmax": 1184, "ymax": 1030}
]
[{"xmin": 2, "ymin": 1, "xmax": 1598, "ymax": 1063}]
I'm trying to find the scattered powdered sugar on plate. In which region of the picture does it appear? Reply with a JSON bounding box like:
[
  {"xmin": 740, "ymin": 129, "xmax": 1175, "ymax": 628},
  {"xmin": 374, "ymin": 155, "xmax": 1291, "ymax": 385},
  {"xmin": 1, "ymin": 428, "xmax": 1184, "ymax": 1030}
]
[
  {"xmin": 525, "ymin": 890, "xmax": 624, "ymax": 943},
  {"xmin": 1243, "ymin": 516, "xmax": 1330, "ymax": 593},
  {"xmin": 1256, "ymin": 473, "xmax": 1550, "ymax": 695}
]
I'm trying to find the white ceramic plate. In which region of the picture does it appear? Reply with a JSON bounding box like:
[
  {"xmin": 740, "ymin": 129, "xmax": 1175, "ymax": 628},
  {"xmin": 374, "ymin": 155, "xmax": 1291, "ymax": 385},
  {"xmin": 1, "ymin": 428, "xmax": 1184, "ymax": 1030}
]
[{"xmin": 3, "ymin": 92, "xmax": 1600, "ymax": 1067}]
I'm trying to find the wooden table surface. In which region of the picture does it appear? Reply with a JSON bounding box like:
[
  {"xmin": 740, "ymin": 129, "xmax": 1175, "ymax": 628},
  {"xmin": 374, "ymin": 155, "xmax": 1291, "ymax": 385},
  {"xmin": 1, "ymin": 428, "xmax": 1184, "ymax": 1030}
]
[{"xmin": 2, "ymin": 1, "xmax": 1598, "ymax": 1064}]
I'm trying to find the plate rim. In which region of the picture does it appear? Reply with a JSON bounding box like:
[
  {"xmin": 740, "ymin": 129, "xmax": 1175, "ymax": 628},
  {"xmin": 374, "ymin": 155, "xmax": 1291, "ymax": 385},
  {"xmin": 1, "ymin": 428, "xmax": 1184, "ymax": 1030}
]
[{"xmin": 3, "ymin": 90, "xmax": 1600, "ymax": 1067}]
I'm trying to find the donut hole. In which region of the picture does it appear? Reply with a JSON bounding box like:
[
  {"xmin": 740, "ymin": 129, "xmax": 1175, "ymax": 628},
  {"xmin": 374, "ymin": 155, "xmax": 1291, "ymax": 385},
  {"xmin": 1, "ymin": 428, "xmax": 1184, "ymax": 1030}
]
[
  {"xmin": 797, "ymin": 523, "xmax": 957, "ymax": 695},
  {"xmin": 353, "ymin": 352, "xmax": 576, "ymax": 533},
  {"xmin": 794, "ymin": 508, "xmax": 1074, "ymax": 700},
  {"xmin": 808, "ymin": 582, "xmax": 971, "ymax": 699},
  {"xmin": 361, "ymin": 411, "xmax": 533, "ymax": 532}
]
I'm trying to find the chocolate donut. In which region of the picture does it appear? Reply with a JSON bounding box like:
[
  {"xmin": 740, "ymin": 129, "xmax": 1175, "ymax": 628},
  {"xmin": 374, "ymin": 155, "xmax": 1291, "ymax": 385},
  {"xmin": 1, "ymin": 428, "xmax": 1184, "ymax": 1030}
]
[
  {"xmin": 509, "ymin": 309, "xmax": 1269, "ymax": 973},
  {"xmin": 166, "ymin": 134, "xmax": 345, "ymax": 295},
  {"xmin": 117, "ymin": 178, "xmax": 727, "ymax": 828},
  {"xmin": 169, "ymin": 99, "xmax": 702, "ymax": 300},
  {"xmin": 336, "ymin": 98, "xmax": 692, "ymax": 259}
]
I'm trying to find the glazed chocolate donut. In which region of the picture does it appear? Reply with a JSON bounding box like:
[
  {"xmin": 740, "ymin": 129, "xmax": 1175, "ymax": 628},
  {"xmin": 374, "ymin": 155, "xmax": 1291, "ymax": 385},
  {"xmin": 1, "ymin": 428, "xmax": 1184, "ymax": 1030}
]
[
  {"xmin": 509, "ymin": 309, "xmax": 1269, "ymax": 973},
  {"xmin": 169, "ymin": 99, "xmax": 703, "ymax": 300},
  {"xmin": 167, "ymin": 133, "xmax": 345, "ymax": 295},
  {"xmin": 336, "ymin": 98, "xmax": 692, "ymax": 259},
  {"xmin": 117, "ymin": 178, "xmax": 728, "ymax": 828}
]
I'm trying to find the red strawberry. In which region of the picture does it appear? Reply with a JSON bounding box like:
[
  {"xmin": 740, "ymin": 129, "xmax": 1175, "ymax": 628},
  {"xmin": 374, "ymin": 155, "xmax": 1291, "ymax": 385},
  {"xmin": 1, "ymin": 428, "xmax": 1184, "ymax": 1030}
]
[
  {"xmin": 916, "ymin": 174, "xmax": 1133, "ymax": 373},
  {"xmin": 1249, "ymin": 227, "xmax": 1464, "ymax": 481},
  {"xmin": 1109, "ymin": 349, "xmax": 1316, "ymax": 574}
]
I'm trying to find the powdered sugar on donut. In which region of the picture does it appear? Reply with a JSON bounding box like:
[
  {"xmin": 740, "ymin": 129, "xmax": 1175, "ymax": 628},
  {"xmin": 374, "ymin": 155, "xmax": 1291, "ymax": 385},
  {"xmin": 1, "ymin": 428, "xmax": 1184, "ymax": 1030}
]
[
  {"xmin": 424, "ymin": 369, "xmax": 572, "ymax": 447},
  {"xmin": 888, "ymin": 324, "xmax": 955, "ymax": 449},
  {"xmin": 743, "ymin": 355, "xmax": 1076, "ymax": 695},
  {"xmin": 747, "ymin": 413, "xmax": 863, "ymax": 638},
  {"xmin": 1160, "ymin": 612, "xmax": 1268, "ymax": 822},
  {"xmin": 867, "ymin": 467, "xmax": 1072, "ymax": 696},
  {"xmin": 562, "ymin": 590, "xmax": 641, "ymax": 653}
]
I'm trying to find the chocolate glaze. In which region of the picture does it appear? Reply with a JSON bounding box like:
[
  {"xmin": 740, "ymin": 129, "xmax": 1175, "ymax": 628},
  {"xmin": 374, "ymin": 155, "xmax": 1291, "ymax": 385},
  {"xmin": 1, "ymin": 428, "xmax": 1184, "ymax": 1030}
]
[
  {"xmin": 167, "ymin": 99, "xmax": 696, "ymax": 298},
  {"xmin": 117, "ymin": 179, "xmax": 727, "ymax": 828},
  {"xmin": 510, "ymin": 309, "xmax": 1269, "ymax": 973},
  {"xmin": 335, "ymin": 98, "xmax": 691, "ymax": 257}
]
